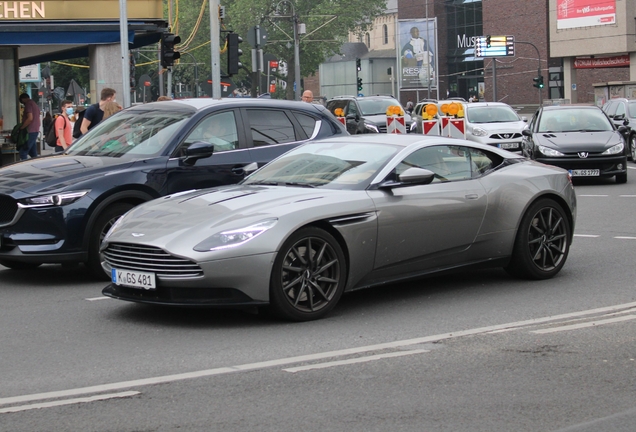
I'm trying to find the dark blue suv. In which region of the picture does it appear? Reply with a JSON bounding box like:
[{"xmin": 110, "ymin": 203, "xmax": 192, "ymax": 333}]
[{"xmin": 0, "ymin": 98, "xmax": 346, "ymax": 277}]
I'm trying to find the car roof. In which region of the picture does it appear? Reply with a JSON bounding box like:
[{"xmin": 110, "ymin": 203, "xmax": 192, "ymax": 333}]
[
  {"xmin": 328, "ymin": 95, "xmax": 397, "ymax": 101},
  {"xmin": 541, "ymin": 104, "xmax": 601, "ymax": 111},
  {"xmin": 127, "ymin": 98, "xmax": 330, "ymax": 113},
  {"xmin": 464, "ymin": 102, "xmax": 513, "ymax": 108}
]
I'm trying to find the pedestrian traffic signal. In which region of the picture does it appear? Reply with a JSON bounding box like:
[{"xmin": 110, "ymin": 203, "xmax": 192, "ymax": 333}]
[
  {"xmin": 533, "ymin": 75, "xmax": 544, "ymax": 89},
  {"xmin": 161, "ymin": 33, "xmax": 181, "ymax": 68},
  {"xmin": 486, "ymin": 35, "xmax": 491, "ymax": 48},
  {"xmin": 356, "ymin": 58, "xmax": 361, "ymax": 71},
  {"xmin": 227, "ymin": 33, "xmax": 243, "ymax": 76},
  {"xmin": 357, "ymin": 77, "xmax": 363, "ymax": 92}
]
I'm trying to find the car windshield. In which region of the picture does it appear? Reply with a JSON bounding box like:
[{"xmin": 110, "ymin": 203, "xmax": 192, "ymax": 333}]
[
  {"xmin": 357, "ymin": 98, "xmax": 403, "ymax": 116},
  {"xmin": 67, "ymin": 109, "xmax": 191, "ymax": 158},
  {"xmin": 629, "ymin": 102, "xmax": 636, "ymax": 118},
  {"xmin": 242, "ymin": 141, "xmax": 400, "ymax": 190},
  {"xmin": 466, "ymin": 106, "xmax": 520, "ymax": 123},
  {"xmin": 538, "ymin": 108, "xmax": 612, "ymax": 133}
]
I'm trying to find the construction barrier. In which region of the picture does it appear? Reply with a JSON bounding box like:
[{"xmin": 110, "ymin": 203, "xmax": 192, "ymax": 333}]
[
  {"xmin": 387, "ymin": 115, "xmax": 406, "ymax": 134},
  {"xmin": 422, "ymin": 119, "xmax": 440, "ymax": 136},
  {"xmin": 441, "ymin": 117, "xmax": 466, "ymax": 139}
]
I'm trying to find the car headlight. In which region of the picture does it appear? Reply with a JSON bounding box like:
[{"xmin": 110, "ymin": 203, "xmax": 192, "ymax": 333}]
[
  {"xmin": 18, "ymin": 190, "xmax": 91, "ymax": 208},
  {"xmin": 471, "ymin": 127, "xmax": 488, "ymax": 137},
  {"xmin": 364, "ymin": 123, "xmax": 379, "ymax": 133},
  {"xmin": 537, "ymin": 145, "xmax": 565, "ymax": 157},
  {"xmin": 602, "ymin": 143, "xmax": 624, "ymax": 155},
  {"xmin": 193, "ymin": 218, "xmax": 278, "ymax": 252}
]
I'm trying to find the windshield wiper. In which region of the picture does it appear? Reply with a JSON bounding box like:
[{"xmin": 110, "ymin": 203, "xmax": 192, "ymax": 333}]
[
  {"xmin": 283, "ymin": 182, "xmax": 316, "ymax": 188},
  {"xmin": 247, "ymin": 181, "xmax": 316, "ymax": 188}
]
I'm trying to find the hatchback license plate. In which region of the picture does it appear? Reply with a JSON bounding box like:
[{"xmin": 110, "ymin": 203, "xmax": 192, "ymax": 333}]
[
  {"xmin": 112, "ymin": 268, "xmax": 156, "ymax": 290},
  {"xmin": 570, "ymin": 169, "xmax": 600, "ymax": 177},
  {"xmin": 498, "ymin": 143, "xmax": 519, "ymax": 149}
]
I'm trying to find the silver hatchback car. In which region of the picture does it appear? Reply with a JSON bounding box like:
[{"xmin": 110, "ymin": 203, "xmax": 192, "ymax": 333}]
[{"xmin": 464, "ymin": 102, "xmax": 527, "ymax": 151}]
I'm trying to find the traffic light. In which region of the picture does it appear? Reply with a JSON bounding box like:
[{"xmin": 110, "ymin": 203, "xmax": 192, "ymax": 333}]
[
  {"xmin": 533, "ymin": 75, "xmax": 544, "ymax": 89},
  {"xmin": 357, "ymin": 77, "xmax": 363, "ymax": 92},
  {"xmin": 356, "ymin": 58, "xmax": 361, "ymax": 71},
  {"xmin": 486, "ymin": 35, "xmax": 491, "ymax": 48},
  {"xmin": 161, "ymin": 33, "xmax": 181, "ymax": 68},
  {"xmin": 226, "ymin": 33, "xmax": 243, "ymax": 76}
]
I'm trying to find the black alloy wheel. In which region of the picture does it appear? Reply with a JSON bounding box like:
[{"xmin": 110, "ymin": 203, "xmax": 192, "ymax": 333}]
[
  {"xmin": 270, "ymin": 227, "xmax": 347, "ymax": 321},
  {"xmin": 505, "ymin": 199, "xmax": 571, "ymax": 280},
  {"xmin": 87, "ymin": 202, "xmax": 135, "ymax": 280}
]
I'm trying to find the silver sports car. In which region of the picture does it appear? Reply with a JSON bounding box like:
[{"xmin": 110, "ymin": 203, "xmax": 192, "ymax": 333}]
[{"xmin": 101, "ymin": 134, "xmax": 577, "ymax": 321}]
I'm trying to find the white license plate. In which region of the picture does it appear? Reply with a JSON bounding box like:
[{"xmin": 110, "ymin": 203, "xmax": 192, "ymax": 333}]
[
  {"xmin": 570, "ymin": 169, "xmax": 600, "ymax": 177},
  {"xmin": 498, "ymin": 143, "xmax": 519, "ymax": 149},
  {"xmin": 111, "ymin": 268, "xmax": 156, "ymax": 290}
]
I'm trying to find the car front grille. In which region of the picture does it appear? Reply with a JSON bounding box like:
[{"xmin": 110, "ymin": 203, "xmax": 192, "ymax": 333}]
[
  {"xmin": 0, "ymin": 195, "xmax": 18, "ymax": 226},
  {"xmin": 103, "ymin": 242, "xmax": 203, "ymax": 278},
  {"xmin": 489, "ymin": 132, "xmax": 522, "ymax": 140}
]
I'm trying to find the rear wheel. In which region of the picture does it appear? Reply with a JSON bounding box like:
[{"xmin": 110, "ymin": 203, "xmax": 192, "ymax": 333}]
[
  {"xmin": 630, "ymin": 134, "xmax": 636, "ymax": 161},
  {"xmin": 0, "ymin": 260, "xmax": 42, "ymax": 270},
  {"xmin": 505, "ymin": 199, "xmax": 571, "ymax": 280},
  {"xmin": 86, "ymin": 202, "xmax": 135, "ymax": 280},
  {"xmin": 269, "ymin": 227, "xmax": 347, "ymax": 322}
]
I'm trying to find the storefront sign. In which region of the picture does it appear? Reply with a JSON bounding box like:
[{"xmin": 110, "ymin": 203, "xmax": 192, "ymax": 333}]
[
  {"xmin": 574, "ymin": 55, "xmax": 629, "ymax": 69},
  {"xmin": 0, "ymin": 0, "xmax": 162, "ymax": 20},
  {"xmin": 557, "ymin": 0, "xmax": 616, "ymax": 30}
]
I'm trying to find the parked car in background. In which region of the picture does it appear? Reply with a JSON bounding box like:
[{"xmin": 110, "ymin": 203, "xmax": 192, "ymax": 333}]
[
  {"xmin": 102, "ymin": 134, "xmax": 576, "ymax": 322},
  {"xmin": 0, "ymin": 99, "xmax": 347, "ymax": 277},
  {"xmin": 326, "ymin": 95, "xmax": 414, "ymax": 134},
  {"xmin": 601, "ymin": 98, "xmax": 636, "ymax": 160},
  {"xmin": 463, "ymin": 102, "xmax": 527, "ymax": 151},
  {"xmin": 521, "ymin": 105, "xmax": 628, "ymax": 183}
]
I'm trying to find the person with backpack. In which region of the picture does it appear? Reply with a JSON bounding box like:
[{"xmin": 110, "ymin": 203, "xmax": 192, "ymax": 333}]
[{"xmin": 54, "ymin": 100, "xmax": 73, "ymax": 153}]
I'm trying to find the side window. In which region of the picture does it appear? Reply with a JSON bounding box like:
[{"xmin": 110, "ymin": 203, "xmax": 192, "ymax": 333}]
[
  {"xmin": 182, "ymin": 111, "xmax": 238, "ymax": 153},
  {"xmin": 605, "ymin": 102, "xmax": 618, "ymax": 117},
  {"xmin": 396, "ymin": 146, "xmax": 485, "ymax": 182},
  {"xmin": 615, "ymin": 102, "xmax": 626, "ymax": 117},
  {"xmin": 246, "ymin": 109, "xmax": 296, "ymax": 146},
  {"xmin": 396, "ymin": 146, "xmax": 453, "ymax": 183},
  {"xmin": 467, "ymin": 147, "xmax": 502, "ymax": 176},
  {"xmin": 346, "ymin": 101, "xmax": 359, "ymax": 117},
  {"xmin": 327, "ymin": 100, "xmax": 347, "ymax": 116},
  {"xmin": 292, "ymin": 112, "xmax": 318, "ymax": 138}
]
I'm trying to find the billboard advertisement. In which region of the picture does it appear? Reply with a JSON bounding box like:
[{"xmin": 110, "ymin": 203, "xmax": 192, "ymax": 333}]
[
  {"xmin": 557, "ymin": 0, "xmax": 616, "ymax": 30},
  {"xmin": 397, "ymin": 18, "xmax": 438, "ymax": 91}
]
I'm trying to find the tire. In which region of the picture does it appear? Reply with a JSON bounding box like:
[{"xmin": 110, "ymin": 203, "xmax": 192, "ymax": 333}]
[
  {"xmin": 269, "ymin": 227, "xmax": 347, "ymax": 322},
  {"xmin": 505, "ymin": 199, "xmax": 571, "ymax": 280},
  {"xmin": 0, "ymin": 260, "xmax": 42, "ymax": 270},
  {"xmin": 86, "ymin": 202, "xmax": 135, "ymax": 280},
  {"xmin": 630, "ymin": 134, "xmax": 636, "ymax": 162},
  {"xmin": 616, "ymin": 172, "xmax": 627, "ymax": 184}
]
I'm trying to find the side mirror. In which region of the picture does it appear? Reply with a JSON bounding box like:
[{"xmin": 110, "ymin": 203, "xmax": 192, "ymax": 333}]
[
  {"xmin": 378, "ymin": 167, "xmax": 435, "ymax": 188},
  {"xmin": 623, "ymin": 118, "xmax": 630, "ymax": 126},
  {"xmin": 614, "ymin": 114, "xmax": 625, "ymax": 121},
  {"xmin": 182, "ymin": 141, "xmax": 215, "ymax": 166},
  {"xmin": 345, "ymin": 114, "xmax": 357, "ymax": 120},
  {"xmin": 618, "ymin": 125, "xmax": 629, "ymax": 134},
  {"xmin": 521, "ymin": 116, "xmax": 528, "ymax": 122},
  {"xmin": 522, "ymin": 129, "xmax": 532, "ymax": 137}
]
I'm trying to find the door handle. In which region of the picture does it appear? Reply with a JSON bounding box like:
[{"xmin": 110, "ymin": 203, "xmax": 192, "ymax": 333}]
[
  {"xmin": 465, "ymin": 194, "xmax": 479, "ymax": 200},
  {"xmin": 231, "ymin": 162, "xmax": 258, "ymax": 176}
]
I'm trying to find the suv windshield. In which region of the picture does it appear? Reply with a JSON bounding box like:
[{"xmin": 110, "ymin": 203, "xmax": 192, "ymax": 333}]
[
  {"xmin": 466, "ymin": 106, "xmax": 520, "ymax": 123},
  {"xmin": 67, "ymin": 109, "xmax": 191, "ymax": 158},
  {"xmin": 357, "ymin": 98, "xmax": 403, "ymax": 116}
]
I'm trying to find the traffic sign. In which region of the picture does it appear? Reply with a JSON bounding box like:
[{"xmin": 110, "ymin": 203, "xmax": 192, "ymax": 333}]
[{"xmin": 475, "ymin": 35, "xmax": 514, "ymax": 57}]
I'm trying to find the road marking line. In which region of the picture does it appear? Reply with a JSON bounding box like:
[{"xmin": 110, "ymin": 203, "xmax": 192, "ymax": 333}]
[
  {"xmin": 4, "ymin": 301, "xmax": 636, "ymax": 408},
  {"xmin": 573, "ymin": 234, "xmax": 600, "ymax": 238},
  {"xmin": 0, "ymin": 391, "xmax": 139, "ymax": 414},
  {"xmin": 85, "ymin": 296, "xmax": 111, "ymax": 301},
  {"xmin": 530, "ymin": 315, "xmax": 636, "ymax": 334},
  {"xmin": 577, "ymin": 194, "xmax": 608, "ymax": 197},
  {"xmin": 620, "ymin": 195, "xmax": 636, "ymax": 197},
  {"xmin": 614, "ymin": 236, "xmax": 636, "ymax": 240},
  {"xmin": 282, "ymin": 350, "xmax": 429, "ymax": 373}
]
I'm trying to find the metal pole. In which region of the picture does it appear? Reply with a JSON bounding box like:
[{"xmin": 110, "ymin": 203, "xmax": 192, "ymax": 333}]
[
  {"xmin": 426, "ymin": 0, "xmax": 431, "ymax": 99},
  {"xmin": 516, "ymin": 40, "xmax": 543, "ymax": 106},
  {"xmin": 492, "ymin": 60, "xmax": 497, "ymax": 101},
  {"xmin": 293, "ymin": 11, "xmax": 301, "ymax": 101},
  {"xmin": 180, "ymin": 52, "xmax": 199, "ymax": 97},
  {"xmin": 209, "ymin": 0, "xmax": 222, "ymax": 99},
  {"xmin": 119, "ymin": 0, "xmax": 131, "ymax": 108}
]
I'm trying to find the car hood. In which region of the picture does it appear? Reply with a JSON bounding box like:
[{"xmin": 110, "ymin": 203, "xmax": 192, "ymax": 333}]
[
  {"xmin": 468, "ymin": 121, "xmax": 526, "ymax": 132},
  {"xmin": 0, "ymin": 155, "xmax": 138, "ymax": 197},
  {"xmin": 533, "ymin": 131, "xmax": 623, "ymax": 152},
  {"xmin": 105, "ymin": 185, "xmax": 370, "ymax": 252}
]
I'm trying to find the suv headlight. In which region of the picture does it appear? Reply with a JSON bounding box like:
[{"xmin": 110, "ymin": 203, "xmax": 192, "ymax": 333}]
[
  {"xmin": 471, "ymin": 127, "xmax": 488, "ymax": 137},
  {"xmin": 364, "ymin": 123, "xmax": 379, "ymax": 133},
  {"xmin": 194, "ymin": 218, "xmax": 278, "ymax": 252},
  {"xmin": 602, "ymin": 143, "xmax": 624, "ymax": 155},
  {"xmin": 537, "ymin": 145, "xmax": 565, "ymax": 157},
  {"xmin": 18, "ymin": 190, "xmax": 91, "ymax": 208}
]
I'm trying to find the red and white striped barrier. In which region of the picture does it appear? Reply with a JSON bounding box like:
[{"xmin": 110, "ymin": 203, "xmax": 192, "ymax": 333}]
[
  {"xmin": 387, "ymin": 115, "xmax": 406, "ymax": 134},
  {"xmin": 441, "ymin": 117, "xmax": 466, "ymax": 139},
  {"xmin": 422, "ymin": 119, "xmax": 440, "ymax": 136}
]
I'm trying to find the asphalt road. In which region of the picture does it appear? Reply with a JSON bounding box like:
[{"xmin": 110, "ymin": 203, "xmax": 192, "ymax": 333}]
[{"xmin": 1, "ymin": 164, "xmax": 635, "ymax": 431}]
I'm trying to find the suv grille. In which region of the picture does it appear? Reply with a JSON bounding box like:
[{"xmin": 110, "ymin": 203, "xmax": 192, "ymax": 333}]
[
  {"xmin": 0, "ymin": 195, "xmax": 18, "ymax": 226},
  {"xmin": 103, "ymin": 243, "xmax": 203, "ymax": 278}
]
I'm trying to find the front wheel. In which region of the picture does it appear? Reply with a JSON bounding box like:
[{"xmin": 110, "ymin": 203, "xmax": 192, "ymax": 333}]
[
  {"xmin": 630, "ymin": 134, "xmax": 636, "ymax": 161},
  {"xmin": 86, "ymin": 202, "xmax": 135, "ymax": 280},
  {"xmin": 269, "ymin": 227, "xmax": 347, "ymax": 322},
  {"xmin": 505, "ymin": 199, "xmax": 571, "ymax": 280}
]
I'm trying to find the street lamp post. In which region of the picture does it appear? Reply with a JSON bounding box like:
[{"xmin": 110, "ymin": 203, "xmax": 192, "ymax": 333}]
[{"xmin": 276, "ymin": 1, "xmax": 301, "ymax": 101}]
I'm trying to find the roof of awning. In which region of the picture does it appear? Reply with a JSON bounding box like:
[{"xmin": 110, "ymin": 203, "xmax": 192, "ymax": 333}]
[{"xmin": 0, "ymin": 20, "xmax": 165, "ymax": 66}]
